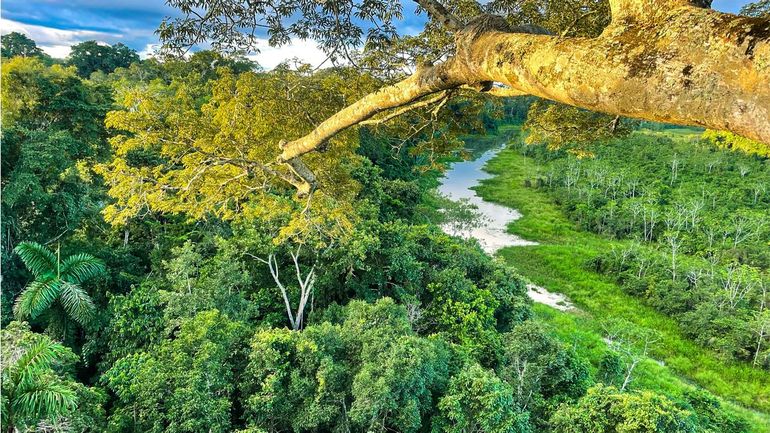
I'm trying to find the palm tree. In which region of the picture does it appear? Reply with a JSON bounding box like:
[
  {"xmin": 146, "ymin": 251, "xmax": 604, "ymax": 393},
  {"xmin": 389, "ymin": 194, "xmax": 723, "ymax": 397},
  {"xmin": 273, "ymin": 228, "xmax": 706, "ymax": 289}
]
[
  {"xmin": 1, "ymin": 323, "xmax": 78, "ymax": 433},
  {"xmin": 13, "ymin": 242, "xmax": 105, "ymax": 333}
]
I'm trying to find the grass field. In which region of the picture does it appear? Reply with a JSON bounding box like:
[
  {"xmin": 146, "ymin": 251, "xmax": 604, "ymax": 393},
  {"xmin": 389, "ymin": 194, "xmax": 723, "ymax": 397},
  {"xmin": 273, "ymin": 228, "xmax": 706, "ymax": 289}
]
[{"xmin": 471, "ymin": 131, "xmax": 770, "ymax": 432}]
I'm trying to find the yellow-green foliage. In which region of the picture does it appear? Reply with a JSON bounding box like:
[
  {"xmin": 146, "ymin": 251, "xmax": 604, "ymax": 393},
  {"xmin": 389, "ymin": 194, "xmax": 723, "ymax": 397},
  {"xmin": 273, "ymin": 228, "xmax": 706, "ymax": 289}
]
[
  {"xmin": 702, "ymin": 130, "xmax": 770, "ymax": 157},
  {"xmin": 98, "ymin": 66, "xmax": 382, "ymax": 244},
  {"xmin": 1, "ymin": 57, "xmax": 81, "ymax": 127},
  {"xmin": 523, "ymin": 100, "xmax": 635, "ymax": 152}
]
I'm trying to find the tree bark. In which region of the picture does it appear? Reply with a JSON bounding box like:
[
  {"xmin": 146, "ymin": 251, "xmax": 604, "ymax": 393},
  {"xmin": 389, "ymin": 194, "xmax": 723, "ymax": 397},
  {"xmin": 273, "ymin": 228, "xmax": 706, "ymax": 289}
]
[
  {"xmin": 466, "ymin": 7, "xmax": 770, "ymax": 144},
  {"xmin": 276, "ymin": 0, "xmax": 770, "ymax": 191},
  {"xmin": 277, "ymin": 61, "xmax": 467, "ymax": 162}
]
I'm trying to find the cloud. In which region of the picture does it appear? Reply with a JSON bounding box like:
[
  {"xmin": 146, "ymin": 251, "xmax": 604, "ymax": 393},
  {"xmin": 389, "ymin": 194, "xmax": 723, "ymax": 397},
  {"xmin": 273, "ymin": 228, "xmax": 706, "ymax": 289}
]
[
  {"xmin": 1, "ymin": 0, "xmax": 176, "ymax": 58},
  {"xmin": 39, "ymin": 45, "xmax": 73, "ymax": 58},
  {"xmin": 248, "ymin": 39, "xmax": 332, "ymax": 70},
  {"xmin": 138, "ymin": 43, "xmax": 161, "ymax": 60},
  {"xmin": 1, "ymin": 14, "xmax": 330, "ymax": 68},
  {"xmin": 1, "ymin": 0, "xmax": 174, "ymax": 33},
  {"xmin": 0, "ymin": 18, "xmax": 120, "ymax": 58}
]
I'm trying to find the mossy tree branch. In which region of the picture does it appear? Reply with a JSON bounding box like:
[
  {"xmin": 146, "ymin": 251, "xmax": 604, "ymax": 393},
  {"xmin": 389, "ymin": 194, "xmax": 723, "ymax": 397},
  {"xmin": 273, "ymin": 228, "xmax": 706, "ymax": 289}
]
[{"xmin": 278, "ymin": 0, "xmax": 770, "ymax": 193}]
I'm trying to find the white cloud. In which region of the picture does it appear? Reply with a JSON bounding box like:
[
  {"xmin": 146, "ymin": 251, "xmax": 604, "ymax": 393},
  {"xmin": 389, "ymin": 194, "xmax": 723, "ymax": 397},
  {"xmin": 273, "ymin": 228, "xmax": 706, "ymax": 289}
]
[
  {"xmin": 137, "ymin": 43, "xmax": 160, "ymax": 59},
  {"xmin": 40, "ymin": 44, "xmax": 73, "ymax": 58},
  {"xmin": 248, "ymin": 39, "xmax": 331, "ymax": 70},
  {"xmin": 1, "ymin": 17, "xmax": 333, "ymax": 68},
  {"xmin": 0, "ymin": 18, "xmax": 120, "ymax": 58}
]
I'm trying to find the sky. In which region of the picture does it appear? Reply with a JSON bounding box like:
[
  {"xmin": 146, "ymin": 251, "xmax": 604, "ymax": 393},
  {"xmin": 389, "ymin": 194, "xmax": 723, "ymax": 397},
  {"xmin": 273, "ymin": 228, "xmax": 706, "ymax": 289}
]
[{"xmin": 0, "ymin": 0, "xmax": 755, "ymax": 69}]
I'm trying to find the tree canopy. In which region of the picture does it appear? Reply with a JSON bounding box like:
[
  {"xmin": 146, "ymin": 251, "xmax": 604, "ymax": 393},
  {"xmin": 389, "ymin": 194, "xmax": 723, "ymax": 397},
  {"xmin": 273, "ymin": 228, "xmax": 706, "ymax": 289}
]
[
  {"xmin": 67, "ymin": 41, "xmax": 140, "ymax": 77},
  {"xmin": 1, "ymin": 32, "xmax": 51, "ymax": 61}
]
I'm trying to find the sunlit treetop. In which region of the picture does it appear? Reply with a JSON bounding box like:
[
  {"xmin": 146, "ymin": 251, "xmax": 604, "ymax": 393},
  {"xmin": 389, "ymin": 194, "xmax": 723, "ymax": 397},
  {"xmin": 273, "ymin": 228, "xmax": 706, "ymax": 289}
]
[
  {"xmin": 99, "ymin": 65, "xmax": 365, "ymax": 242},
  {"xmin": 99, "ymin": 54, "xmax": 495, "ymax": 244}
]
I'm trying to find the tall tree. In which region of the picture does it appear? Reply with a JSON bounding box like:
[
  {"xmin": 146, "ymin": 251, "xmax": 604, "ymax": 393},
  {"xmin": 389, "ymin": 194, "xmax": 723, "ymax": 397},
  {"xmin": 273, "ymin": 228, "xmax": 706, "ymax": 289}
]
[
  {"xmin": 433, "ymin": 363, "xmax": 531, "ymax": 433},
  {"xmin": 103, "ymin": 311, "xmax": 247, "ymax": 433},
  {"xmin": 67, "ymin": 41, "xmax": 139, "ymax": 77},
  {"xmin": 1, "ymin": 32, "xmax": 49, "ymax": 60}
]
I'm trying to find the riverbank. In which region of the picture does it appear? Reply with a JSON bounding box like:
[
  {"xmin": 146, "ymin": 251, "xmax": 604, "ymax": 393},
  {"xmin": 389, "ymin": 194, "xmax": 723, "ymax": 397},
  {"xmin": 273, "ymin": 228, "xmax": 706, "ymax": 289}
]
[
  {"xmin": 439, "ymin": 126, "xmax": 576, "ymax": 311},
  {"xmin": 438, "ymin": 144, "xmax": 537, "ymax": 253},
  {"xmin": 466, "ymin": 130, "xmax": 770, "ymax": 431}
]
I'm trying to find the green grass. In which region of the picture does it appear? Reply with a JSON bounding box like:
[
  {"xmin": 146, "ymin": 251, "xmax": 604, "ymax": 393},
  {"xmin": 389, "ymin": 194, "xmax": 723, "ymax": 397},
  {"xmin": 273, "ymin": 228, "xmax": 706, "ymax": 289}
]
[{"xmin": 473, "ymin": 137, "xmax": 770, "ymax": 432}]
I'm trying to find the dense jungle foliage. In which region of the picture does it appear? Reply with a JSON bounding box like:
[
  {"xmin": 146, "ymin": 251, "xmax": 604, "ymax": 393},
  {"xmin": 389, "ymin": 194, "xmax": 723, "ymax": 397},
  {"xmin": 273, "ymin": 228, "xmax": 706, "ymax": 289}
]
[{"xmin": 1, "ymin": 27, "xmax": 767, "ymax": 433}]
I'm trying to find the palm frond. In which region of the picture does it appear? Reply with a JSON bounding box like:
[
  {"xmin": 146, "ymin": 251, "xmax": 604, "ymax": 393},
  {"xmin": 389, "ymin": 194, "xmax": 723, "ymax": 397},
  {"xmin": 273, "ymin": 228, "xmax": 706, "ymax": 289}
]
[
  {"xmin": 14, "ymin": 242, "xmax": 57, "ymax": 278},
  {"xmin": 14, "ymin": 278, "xmax": 62, "ymax": 321},
  {"xmin": 12, "ymin": 340, "xmax": 70, "ymax": 392},
  {"xmin": 60, "ymin": 253, "xmax": 105, "ymax": 284},
  {"xmin": 12, "ymin": 380, "xmax": 77, "ymax": 421},
  {"xmin": 58, "ymin": 281, "xmax": 96, "ymax": 326},
  {"xmin": 2, "ymin": 392, "xmax": 12, "ymax": 429}
]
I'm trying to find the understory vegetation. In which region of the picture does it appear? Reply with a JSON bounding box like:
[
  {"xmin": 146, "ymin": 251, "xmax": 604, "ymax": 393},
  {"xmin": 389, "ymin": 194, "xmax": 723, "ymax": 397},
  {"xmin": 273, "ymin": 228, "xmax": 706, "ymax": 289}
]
[
  {"xmin": 516, "ymin": 130, "xmax": 770, "ymax": 367},
  {"xmin": 475, "ymin": 129, "xmax": 770, "ymax": 430}
]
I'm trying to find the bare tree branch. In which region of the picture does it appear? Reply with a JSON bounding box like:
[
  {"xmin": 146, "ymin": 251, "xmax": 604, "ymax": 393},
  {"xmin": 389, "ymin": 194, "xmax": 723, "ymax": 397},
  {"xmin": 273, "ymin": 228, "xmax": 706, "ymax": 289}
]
[
  {"xmin": 257, "ymin": 254, "xmax": 298, "ymax": 330},
  {"xmin": 256, "ymin": 248, "xmax": 316, "ymax": 331}
]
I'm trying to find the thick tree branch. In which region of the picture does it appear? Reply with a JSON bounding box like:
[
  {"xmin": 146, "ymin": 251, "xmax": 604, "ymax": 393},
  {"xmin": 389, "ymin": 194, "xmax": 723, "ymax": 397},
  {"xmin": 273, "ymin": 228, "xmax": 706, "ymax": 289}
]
[
  {"xmin": 471, "ymin": 7, "xmax": 769, "ymax": 144},
  {"xmin": 275, "ymin": 0, "xmax": 769, "ymax": 193},
  {"xmin": 280, "ymin": 153, "xmax": 318, "ymax": 197},
  {"xmin": 278, "ymin": 61, "xmax": 468, "ymax": 162},
  {"xmin": 359, "ymin": 91, "xmax": 449, "ymax": 125}
]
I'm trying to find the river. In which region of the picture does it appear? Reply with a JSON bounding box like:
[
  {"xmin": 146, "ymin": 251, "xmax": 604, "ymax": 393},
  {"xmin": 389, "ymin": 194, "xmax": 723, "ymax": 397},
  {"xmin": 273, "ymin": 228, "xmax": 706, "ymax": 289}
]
[
  {"xmin": 437, "ymin": 143, "xmax": 577, "ymax": 312},
  {"xmin": 438, "ymin": 145, "xmax": 537, "ymax": 254}
]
